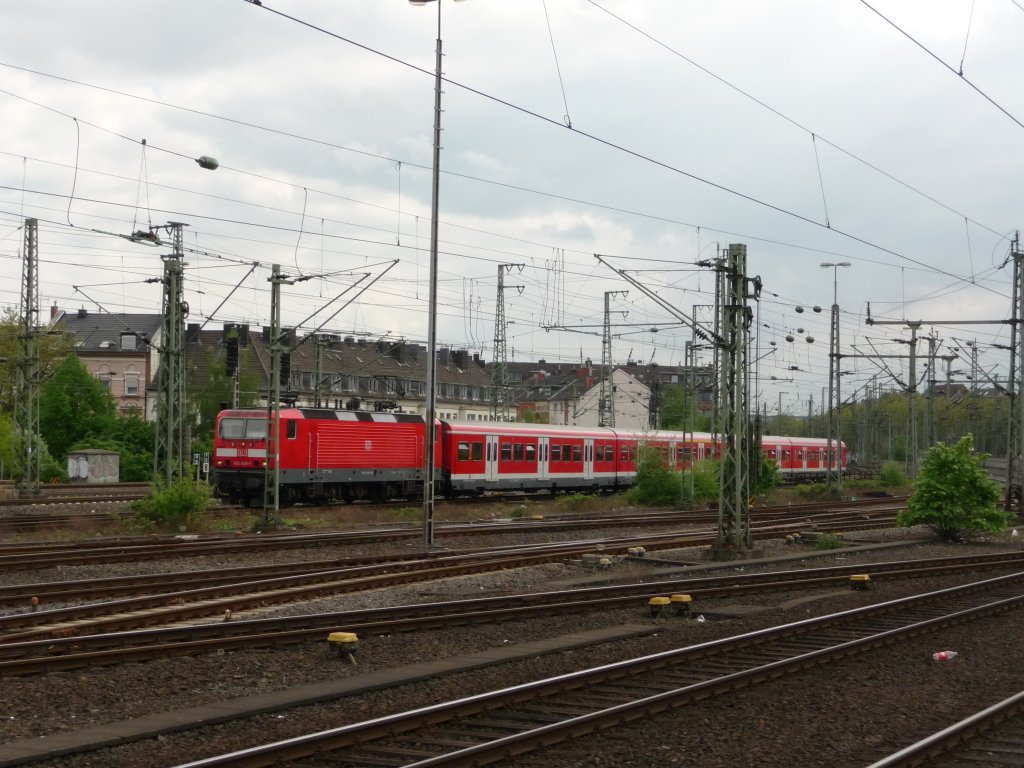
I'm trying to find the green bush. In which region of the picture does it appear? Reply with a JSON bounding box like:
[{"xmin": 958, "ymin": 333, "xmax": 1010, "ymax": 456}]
[
  {"xmin": 559, "ymin": 492, "xmax": 592, "ymax": 512},
  {"xmin": 880, "ymin": 461, "xmax": 906, "ymax": 487},
  {"xmin": 626, "ymin": 446, "xmax": 683, "ymax": 507},
  {"xmin": 898, "ymin": 435, "xmax": 1008, "ymax": 541},
  {"xmin": 133, "ymin": 477, "xmax": 212, "ymax": 530},
  {"xmin": 754, "ymin": 456, "xmax": 781, "ymax": 496},
  {"xmin": 794, "ymin": 483, "xmax": 840, "ymax": 501},
  {"xmin": 681, "ymin": 459, "xmax": 719, "ymax": 504}
]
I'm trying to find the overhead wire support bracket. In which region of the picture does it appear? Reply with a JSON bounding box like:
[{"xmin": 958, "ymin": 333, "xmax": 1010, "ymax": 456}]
[{"xmin": 594, "ymin": 254, "xmax": 726, "ymax": 348}]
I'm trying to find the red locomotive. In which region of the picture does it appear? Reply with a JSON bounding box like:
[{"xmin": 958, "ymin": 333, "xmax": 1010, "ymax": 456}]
[{"xmin": 212, "ymin": 408, "xmax": 847, "ymax": 505}]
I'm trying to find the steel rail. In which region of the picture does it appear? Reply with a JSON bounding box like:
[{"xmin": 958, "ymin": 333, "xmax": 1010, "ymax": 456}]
[
  {"xmin": 866, "ymin": 689, "xmax": 1024, "ymax": 767},
  {"xmin": 0, "ymin": 506, "xmax": 902, "ymax": 571},
  {"xmin": 4, "ymin": 552, "xmax": 1024, "ymax": 675},
  {"xmin": 172, "ymin": 572, "xmax": 1024, "ymax": 768}
]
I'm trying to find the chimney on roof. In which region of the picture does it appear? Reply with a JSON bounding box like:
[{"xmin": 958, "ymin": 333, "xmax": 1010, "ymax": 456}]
[
  {"xmin": 77, "ymin": 308, "xmax": 87, "ymax": 319},
  {"xmin": 239, "ymin": 324, "xmax": 250, "ymax": 346},
  {"xmin": 50, "ymin": 304, "xmax": 59, "ymax": 320},
  {"xmin": 186, "ymin": 323, "xmax": 200, "ymax": 342}
]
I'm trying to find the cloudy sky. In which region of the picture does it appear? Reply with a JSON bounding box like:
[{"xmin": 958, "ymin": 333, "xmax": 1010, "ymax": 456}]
[{"xmin": 1, "ymin": 0, "xmax": 1022, "ymax": 417}]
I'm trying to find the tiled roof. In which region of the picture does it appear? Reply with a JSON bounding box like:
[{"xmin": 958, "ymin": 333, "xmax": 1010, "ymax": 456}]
[{"xmin": 55, "ymin": 309, "xmax": 162, "ymax": 352}]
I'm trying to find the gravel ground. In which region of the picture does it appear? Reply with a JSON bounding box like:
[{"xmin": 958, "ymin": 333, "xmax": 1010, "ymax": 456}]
[{"xmin": 4, "ymin": 525, "xmax": 1024, "ymax": 767}]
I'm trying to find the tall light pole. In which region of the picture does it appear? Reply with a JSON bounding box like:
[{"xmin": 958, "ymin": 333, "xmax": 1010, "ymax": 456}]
[
  {"xmin": 411, "ymin": 0, "xmax": 465, "ymax": 546},
  {"xmin": 821, "ymin": 261, "xmax": 850, "ymax": 493}
]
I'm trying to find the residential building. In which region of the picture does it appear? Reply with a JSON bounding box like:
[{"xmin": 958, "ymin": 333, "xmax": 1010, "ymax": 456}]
[{"xmin": 50, "ymin": 307, "xmax": 162, "ymax": 419}]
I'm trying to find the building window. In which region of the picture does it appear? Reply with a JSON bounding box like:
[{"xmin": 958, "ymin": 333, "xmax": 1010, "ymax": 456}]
[
  {"xmin": 97, "ymin": 373, "xmax": 112, "ymax": 390},
  {"xmin": 124, "ymin": 374, "xmax": 140, "ymax": 397}
]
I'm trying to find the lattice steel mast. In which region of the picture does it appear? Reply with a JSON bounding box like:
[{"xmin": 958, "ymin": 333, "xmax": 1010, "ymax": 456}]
[
  {"xmin": 598, "ymin": 290, "xmax": 627, "ymax": 427},
  {"xmin": 490, "ymin": 263, "xmax": 523, "ymax": 422},
  {"xmin": 153, "ymin": 223, "xmax": 188, "ymax": 485},
  {"xmin": 15, "ymin": 218, "xmax": 41, "ymax": 495}
]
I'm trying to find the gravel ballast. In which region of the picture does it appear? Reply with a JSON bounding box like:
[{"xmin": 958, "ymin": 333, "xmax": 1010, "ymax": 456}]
[{"xmin": 4, "ymin": 527, "xmax": 1024, "ymax": 767}]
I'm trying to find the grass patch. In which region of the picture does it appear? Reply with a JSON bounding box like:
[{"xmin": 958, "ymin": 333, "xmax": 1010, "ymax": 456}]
[{"xmin": 814, "ymin": 532, "xmax": 846, "ymax": 550}]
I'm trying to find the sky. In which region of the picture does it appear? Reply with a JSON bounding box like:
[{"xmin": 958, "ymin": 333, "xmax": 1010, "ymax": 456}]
[{"xmin": 1, "ymin": 0, "xmax": 1022, "ymax": 418}]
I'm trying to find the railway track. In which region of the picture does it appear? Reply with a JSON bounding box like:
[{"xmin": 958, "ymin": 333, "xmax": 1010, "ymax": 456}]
[
  {"xmin": 172, "ymin": 571, "xmax": 1024, "ymax": 768},
  {"xmin": 0, "ymin": 493, "xmax": 905, "ymax": 536},
  {"xmin": 0, "ymin": 509, "xmax": 908, "ymax": 640},
  {"xmin": 868, "ymin": 689, "xmax": 1024, "ymax": 767},
  {"xmin": 2, "ymin": 550, "xmax": 1023, "ymax": 676},
  {"xmin": 0, "ymin": 501, "xmax": 905, "ymax": 570}
]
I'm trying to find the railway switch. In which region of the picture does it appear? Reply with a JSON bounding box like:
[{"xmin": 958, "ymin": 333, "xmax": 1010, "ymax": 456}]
[{"xmin": 648, "ymin": 596, "xmax": 671, "ymax": 617}]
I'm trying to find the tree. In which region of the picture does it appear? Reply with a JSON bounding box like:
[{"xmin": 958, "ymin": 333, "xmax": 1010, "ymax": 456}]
[
  {"xmin": 0, "ymin": 306, "xmax": 74, "ymax": 414},
  {"xmin": 68, "ymin": 413, "xmax": 154, "ymax": 482},
  {"xmin": 659, "ymin": 384, "xmax": 688, "ymax": 430},
  {"xmin": 39, "ymin": 354, "xmax": 117, "ymax": 460},
  {"xmin": 897, "ymin": 434, "xmax": 1008, "ymax": 541},
  {"xmin": 190, "ymin": 347, "xmax": 260, "ymax": 445}
]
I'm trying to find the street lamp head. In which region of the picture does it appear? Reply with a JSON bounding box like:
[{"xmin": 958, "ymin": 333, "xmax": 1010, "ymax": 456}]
[{"xmin": 820, "ymin": 262, "xmax": 851, "ymax": 268}]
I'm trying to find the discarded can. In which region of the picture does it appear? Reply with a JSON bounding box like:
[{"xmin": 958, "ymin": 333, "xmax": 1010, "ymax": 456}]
[{"xmin": 932, "ymin": 651, "xmax": 958, "ymax": 662}]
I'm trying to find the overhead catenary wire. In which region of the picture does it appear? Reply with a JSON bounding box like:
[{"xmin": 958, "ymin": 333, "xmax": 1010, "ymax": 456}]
[
  {"xmin": 0, "ymin": 71, "xmax": 1010, "ymax": 298},
  {"xmin": 959, "ymin": 0, "xmax": 976, "ymax": 75},
  {"xmin": 237, "ymin": 1, "xmax": 1008, "ymax": 294},
  {"xmin": 541, "ymin": 0, "xmax": 573, "ymax": 128},
  {"xmin": 0, "ymin": 10, "xmax": 1007, "ymax": 382},
  {"xmin": 858, "ymin": 0, "xmax": 1024, "ymax": 132}
]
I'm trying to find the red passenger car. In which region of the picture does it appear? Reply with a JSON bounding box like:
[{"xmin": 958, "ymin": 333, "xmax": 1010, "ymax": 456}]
[{"xmin": 440, "ymin": 422, "xmax": 624, "ymax": 495}]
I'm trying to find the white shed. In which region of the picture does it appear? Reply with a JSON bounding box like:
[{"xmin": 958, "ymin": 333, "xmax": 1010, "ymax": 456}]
[{"xmin": 67, "ymin": 449, "xmax": 120, "ymax": 483}]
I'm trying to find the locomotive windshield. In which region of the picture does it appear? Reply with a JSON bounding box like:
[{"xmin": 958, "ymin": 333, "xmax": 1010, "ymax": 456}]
[{"xmin": 219, "ymin": 417, "xmax": 268, "ymax": 440}]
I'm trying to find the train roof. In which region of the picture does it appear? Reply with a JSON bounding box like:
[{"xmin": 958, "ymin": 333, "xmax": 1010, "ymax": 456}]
[
  {"xmin": 215, "ymin": 410, "xmax": 844, "ymax": 447},
  {"xmin": 443, "ymin": 422, "xmax": 615, "ymax": 438},
  {"xmin": 217, "ymin": 408, "xmax": 424, "ymax": 423}
]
